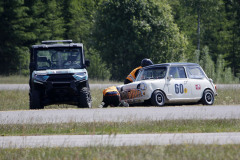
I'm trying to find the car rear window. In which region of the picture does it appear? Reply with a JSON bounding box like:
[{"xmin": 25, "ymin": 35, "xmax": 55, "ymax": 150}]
[{"xmin": 187, "ymin": 66, "xmax": 205, "ymax": 79}]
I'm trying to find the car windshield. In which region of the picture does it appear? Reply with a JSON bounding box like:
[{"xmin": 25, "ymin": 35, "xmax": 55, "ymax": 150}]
[
  {"xmin": 136, "ymin": 67, "xmax": 167, "ymax": 81},
  {"xmin": 35, "ymin": 48, "xmax": 83, "ymax": 70}
]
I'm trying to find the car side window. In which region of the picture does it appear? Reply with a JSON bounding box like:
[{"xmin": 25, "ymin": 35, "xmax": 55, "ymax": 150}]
[
  {"xmin": 169, "ymin": 67, "xmax": 187, "ymax": 78},
  {"xmin": 178, "ymin": 67, "xmax": 187, "ymax": 78},
  {"xmin": 187, "ymin": 66, "xmax": 205, "ymax": 79}
]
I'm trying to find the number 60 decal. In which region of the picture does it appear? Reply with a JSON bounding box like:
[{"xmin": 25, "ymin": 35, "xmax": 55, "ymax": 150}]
[{"xmin": 175, "ymin": 84, "xmax": 184, "ymax": 94}]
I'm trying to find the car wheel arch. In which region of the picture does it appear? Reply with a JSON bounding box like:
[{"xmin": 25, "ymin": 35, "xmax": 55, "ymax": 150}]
[
  {"xmin": 150, "ymin": 89, "xmax": 167, "ymax": 106},
  {"xmin": 201, "ymin": 88, "xmax": 215, "ymax": 105},
  {"xmin": 201, "ymin": 88, "xmax": 214, "ymax": 97}
]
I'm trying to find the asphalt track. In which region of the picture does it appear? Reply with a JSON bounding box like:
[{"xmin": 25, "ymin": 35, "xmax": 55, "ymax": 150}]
[
  {"xmin": 1, "ymin": 105, "xmax": 240, "ymax": 124},
  {"xmin": 1, "ymin": 132, "xmax": 240, "ymax": 148},
  {"xmin": 0, "ymin": 84, "xmax": 240, "ymax": 90},
  {"xmin": 1, "ymin": 106, "xmax": 240, "ymax": 148},
  {"xmin": 1, "ymin": 84, "xmax": 240, "ymax": 148}
]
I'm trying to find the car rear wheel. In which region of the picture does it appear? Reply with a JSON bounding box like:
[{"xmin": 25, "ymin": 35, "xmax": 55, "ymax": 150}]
[
  {"xmin": 201, "ymin": 89, "xmax": 214, "ymax": 105},
  {"xmin": 30, "ymin": 90, "xmax": 44, "ymax": 109},
  {"xmin": 78, "ymin": 87, "xmax": 92, "ymax": 108},
  {"xmin": 150, "ymin": 90, "xmax": 165, "ymax": 106}
]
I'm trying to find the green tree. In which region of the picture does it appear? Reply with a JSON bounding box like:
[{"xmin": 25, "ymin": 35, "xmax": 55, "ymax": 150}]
[
  {"xmin": 62, "ymin": 0, "xmax": 95, "ymax": 43},
  {"xmin": 86, "ymin": 49, "xmax": 111, "ymax": 80},
  {"xmin": 93, "ymin": 0, "xmax": 187, "ymax": 80},
  {"xmin": 169, "ymin": 0, "xmax": 227, "ymax": 61},
  {"xmin": 223, "ymin": 0, "xmax": 240, "ymax": 78},
  {"xmin": 0, "ymin": 0, "xmax": 32, "ymax": 75},
  {"xmin": 215, "ymin": 54, "xmax": 224, "ymax": 83},
  {"xmin": 199, "ymin": 46, "xmax": 215, "ymax": 79},
  {"xmin": 25, "ymin": 0, "xmax": 65, "ymax": 43}
]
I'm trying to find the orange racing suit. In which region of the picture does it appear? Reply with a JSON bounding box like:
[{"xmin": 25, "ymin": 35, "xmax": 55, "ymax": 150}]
[
  {"xmin": 124, "ymin": 66, "xmax": 142, "ymax": 84},
  {"xmin": 102, "ymin": 86, "xmax": 120, "ymax": 107}
]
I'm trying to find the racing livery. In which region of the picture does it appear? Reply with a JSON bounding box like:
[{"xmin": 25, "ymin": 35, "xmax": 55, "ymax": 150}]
[
  {"xmin": 29, "ymin": 40, "xmax": 91, "ymax": 109},
  {"xmin": 119, "ymin": 63, "xmax": 217, "ymax": 106}
]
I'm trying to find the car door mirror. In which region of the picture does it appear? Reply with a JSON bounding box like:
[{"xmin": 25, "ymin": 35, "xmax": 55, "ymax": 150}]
[
  {"xmin": 209, "ymin": 78, "xmax": 213, "ymax": 83},
  {"xmin": 167, "ymin": 75, "xmax": 173, "ymax": 81}
]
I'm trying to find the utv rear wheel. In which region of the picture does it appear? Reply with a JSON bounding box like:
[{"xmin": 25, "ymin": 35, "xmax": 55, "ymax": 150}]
[
  {"xmin": 30, "ymin": 90, "xmax": 44, "ymax": 109},
  {"xmin": 150, "ymin": 90, "xmax": 165, "ymax": 106},
  {"xmin": 201, "ymin": 89, "xmax": 214, "ymax": 105},
  {"xmin": 78, "ymin": 87, "xmax": 92, "ymax": 108}
]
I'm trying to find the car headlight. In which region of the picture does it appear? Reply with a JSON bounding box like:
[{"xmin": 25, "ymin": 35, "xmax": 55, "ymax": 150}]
[
  {"xmin": 137, "ymin": 82, "xmax": 147, "ymax": 90},
  {"xmin": 73, "ymin": 72, "xmax": 87, "ymax": 81},
  {"xmin": 34, "ymin": 74, "xmax": 49, "ymax": 82}
]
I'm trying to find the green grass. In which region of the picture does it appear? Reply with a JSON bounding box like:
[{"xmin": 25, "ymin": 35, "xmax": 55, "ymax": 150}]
[
  {"xmin": 1, "ymin": 145, "xmax": 240, "ymax": 160},
  {"xmin": 1, "ymin": 119, "xmax": 240, "ymax": 136},
  {"xmin": 0, "ymin": 88, "xmax": 239, "ymax": 111},
  {"xmin": 0, "ymin": 88, "xmax": 103, "ymax": 111},
  {"xmin": 214, "ymin": 89, "xmax": 240, "ymax": 105},
  {"xmin": 0, "ymin": 75, "xmax": 120, "ymax": 84},
  {"xmin": 0, "ymin": 75, "xmax": 28, "ymax": 84}
]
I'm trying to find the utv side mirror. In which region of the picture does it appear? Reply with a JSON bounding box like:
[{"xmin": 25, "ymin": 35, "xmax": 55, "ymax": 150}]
[
  {"xmin": 29, "ymin": 62, "xmax": 36, "ymax": 70},
  {"xmin": 85, "ymin": 59, "xmax": 90, "ymax": 67}
]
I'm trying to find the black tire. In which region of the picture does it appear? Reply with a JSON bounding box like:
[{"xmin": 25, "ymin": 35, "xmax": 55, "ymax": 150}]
[
  {"xmin": 150, "ymin": 90, "xmax": 165, "ymax": 106},
  {"xmin": 30, "ymin": 90, "xmax": 44, "ymax": 109},
  {"xmin": 78, "ymin": 87, "xmax": 92, "ymax": 108},
  {"xmin": 201, "ymin": 89, "xmax": 214, "ymax": 105}
]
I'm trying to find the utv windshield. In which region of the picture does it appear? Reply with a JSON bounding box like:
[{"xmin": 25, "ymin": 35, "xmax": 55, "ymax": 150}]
[
  {"xmin": 35, "ymin": 48, "xmax": 83, "ymax": 70},
  {"xmin": 136, "ymin": 67, "xmax": 167, "ymax": 81}
]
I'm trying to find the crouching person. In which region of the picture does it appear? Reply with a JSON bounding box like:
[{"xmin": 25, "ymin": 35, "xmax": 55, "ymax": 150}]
[{"xmin": 99, "ymin": 86, "xmax": 129, "ymax": 108}]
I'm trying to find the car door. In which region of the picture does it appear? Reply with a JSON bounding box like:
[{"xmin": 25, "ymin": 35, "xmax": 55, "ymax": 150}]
[
  {"xmin": 186, "ymin": 66, "xmax": 207, "ymax": 99},
  {"xmin": 165, "ymin": 66, "xmax": 191, "ymax": 100}
]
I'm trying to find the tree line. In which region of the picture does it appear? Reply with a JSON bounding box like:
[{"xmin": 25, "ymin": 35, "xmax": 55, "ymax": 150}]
[{"xmin": 0, "ymin": 0, "xmax": 239, "ymax": 83}]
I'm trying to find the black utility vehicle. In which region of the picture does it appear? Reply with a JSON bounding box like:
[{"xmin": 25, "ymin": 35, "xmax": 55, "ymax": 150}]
[{"xmin": 29, "ymin": 40, "xmax": 91, "ymax": 109}]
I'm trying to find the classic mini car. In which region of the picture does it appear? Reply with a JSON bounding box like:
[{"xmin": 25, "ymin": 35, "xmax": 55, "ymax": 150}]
[{"xmin": 119, "ymin": 63, "xmax": 217, "ymax": 106}]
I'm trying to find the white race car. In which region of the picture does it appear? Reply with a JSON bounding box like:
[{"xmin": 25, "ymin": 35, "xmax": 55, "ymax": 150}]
[{"xmin": 119, "ymin": 63, "xmax": 217, "ymax": 106}]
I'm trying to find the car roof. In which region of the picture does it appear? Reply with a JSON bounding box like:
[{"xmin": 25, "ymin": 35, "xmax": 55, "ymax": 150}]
[{"xmin": 143, "ymin": 62, "xmax": 200, "ymax": 69}]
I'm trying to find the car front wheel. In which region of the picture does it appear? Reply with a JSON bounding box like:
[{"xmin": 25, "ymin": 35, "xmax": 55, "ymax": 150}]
[
  {"xmin": 201, "ymin": 89, "xmax": 214, "ymax": 105},
  {"xmin": 150, "ymin": 90, "xmax": 165, "ymax": 106}
]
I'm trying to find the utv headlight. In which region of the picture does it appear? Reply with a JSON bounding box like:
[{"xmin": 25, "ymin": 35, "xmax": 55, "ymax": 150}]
[
  {"xmin": 137, "ymin": 82, "xmax": 147, "ymax": 90},
  {"xmin": 73, "ymin": 72, "xmax": 87, "ymax": 81},
  {"xmin": 34, "ymin": 74, "xmax": 49, "ymax": 82}
]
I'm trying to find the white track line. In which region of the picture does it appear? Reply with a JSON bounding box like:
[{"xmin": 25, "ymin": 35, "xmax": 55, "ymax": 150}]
[{"xmin": 1, "ymin": 132, "xmax": 240, "ymax": 148}]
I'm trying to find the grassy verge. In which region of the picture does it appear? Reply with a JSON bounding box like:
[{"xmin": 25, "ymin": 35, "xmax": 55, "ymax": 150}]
[
  {"xmin": 1, "ymin": 119, "xmax": 240, "ymax": 136},
  {"xmin": 0, "ymin": 75, "xmax": 29, "ymax": 84},
  {"xmin": 1, "ymin": 145, "xmax": 240, "ymax": 160},
  {"xmin": 0, "ymin": 88, "xmax": 240, "ymax": 111},
  {"xmin": 0, "ymin": 89, "xmax": 102, "ymax": 111},
  {"xmin": 0, "ymin": 75, "xmax": 120, "ymax": 84}
]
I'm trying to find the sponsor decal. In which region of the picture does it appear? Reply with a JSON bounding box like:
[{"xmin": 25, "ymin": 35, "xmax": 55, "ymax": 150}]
[
  {"xmin": 195, "ymin": 84, "xmax": 201, "ymax": 90},
  {"xmin": 121, "ymin": 89, "xmax": 142, "ymax": 100},
  {"xmin": 184, "ymin": 88, "xmax": 187, "ymax": 93}
]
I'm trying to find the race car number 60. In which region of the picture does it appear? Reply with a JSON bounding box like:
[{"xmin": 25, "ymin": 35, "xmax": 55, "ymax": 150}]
[{"xmin": 175, "ymin": 84, "xmax": 184, "ymax": 94}]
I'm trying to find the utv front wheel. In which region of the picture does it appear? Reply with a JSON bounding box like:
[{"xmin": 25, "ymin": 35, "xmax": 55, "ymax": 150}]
[
  {"xmin": 150, "ymin": 90, "xmax": 165, "ymax": 106},
  {"xmin": 78, "ymin": 87, "xmax": 92, "ymax": 108},
  {"xmin": 30, "ymin": 90, "xmax": 44, "ymax": 109}
]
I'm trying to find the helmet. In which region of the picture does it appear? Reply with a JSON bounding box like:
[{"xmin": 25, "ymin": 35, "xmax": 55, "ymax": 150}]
[{"xmin": 141, "ymin": 58, "xmax": 153, "ymax": 67}]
